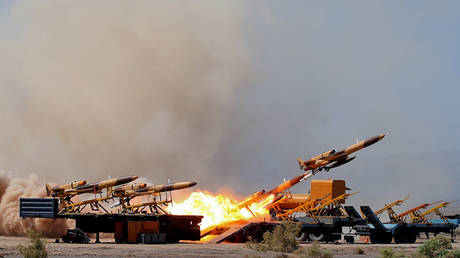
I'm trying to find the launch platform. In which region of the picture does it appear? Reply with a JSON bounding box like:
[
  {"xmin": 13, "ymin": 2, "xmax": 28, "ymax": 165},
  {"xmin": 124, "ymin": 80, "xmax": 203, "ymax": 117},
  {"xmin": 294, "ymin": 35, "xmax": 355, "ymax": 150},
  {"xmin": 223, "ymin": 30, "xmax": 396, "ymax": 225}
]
[{"xmin": 19, "ymin": 198, "xmax": 202, "ymax": 243}]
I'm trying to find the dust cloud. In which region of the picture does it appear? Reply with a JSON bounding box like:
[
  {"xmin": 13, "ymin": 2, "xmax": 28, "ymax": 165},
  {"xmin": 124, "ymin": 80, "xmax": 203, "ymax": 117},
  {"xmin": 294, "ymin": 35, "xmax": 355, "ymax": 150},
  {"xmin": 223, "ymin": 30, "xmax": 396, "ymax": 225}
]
[
  {"xmin": 0, "ymin": 1, "xmax": 251, "ymax": 236},
  {"xmin": 0, "ymin": 2, "xmax": 250, "ymax": 185},
  {"xmin": 0, "ymin": 171, "xmax": 68, "ymax": 237}
]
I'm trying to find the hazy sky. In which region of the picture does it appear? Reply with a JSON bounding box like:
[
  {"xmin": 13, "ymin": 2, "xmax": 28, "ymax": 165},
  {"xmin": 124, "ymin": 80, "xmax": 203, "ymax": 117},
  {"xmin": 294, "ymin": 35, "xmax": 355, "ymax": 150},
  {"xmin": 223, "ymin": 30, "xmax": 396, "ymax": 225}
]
[
  {"xmin": 229, "ymin": 2, "xmax": 460, "ymax": 207},
  {"xmin": 0, "ymin": 1, "xmax": 459, "ymax": 209}
]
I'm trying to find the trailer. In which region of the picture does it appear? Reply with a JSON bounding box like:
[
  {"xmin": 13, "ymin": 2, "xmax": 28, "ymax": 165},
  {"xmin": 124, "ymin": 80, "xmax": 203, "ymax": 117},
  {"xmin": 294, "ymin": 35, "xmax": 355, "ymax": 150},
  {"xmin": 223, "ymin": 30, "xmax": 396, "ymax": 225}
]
[
  {"xmin": 354, "ymin": 206, "xmax": 458, "ymax": 244},
  {"xmin": 202, "ymin": 206, "xmax": 367, "ymax": 243},
  {"xmin": 19, "ymin": 198, "xmax": 202, "ymax": 244},
  {"xmin": 204, "ymin": 205, "xmax": 458, "ymax": 244},
  {"xmin": 294, "ymin": 214, "xmax": 366, "ymax": 243},
  {"xmin": 201, "ymin": 215, "xmax": 365, "ymax": 244}
]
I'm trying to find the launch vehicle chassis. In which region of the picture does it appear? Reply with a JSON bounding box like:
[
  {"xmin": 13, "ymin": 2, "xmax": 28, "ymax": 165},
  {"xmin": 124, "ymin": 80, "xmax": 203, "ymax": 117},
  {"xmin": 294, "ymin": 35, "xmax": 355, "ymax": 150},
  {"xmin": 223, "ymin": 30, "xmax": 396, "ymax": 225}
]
[{"xmin": 19, "ymin": 198, "xmax": 202, "ymax": 244}]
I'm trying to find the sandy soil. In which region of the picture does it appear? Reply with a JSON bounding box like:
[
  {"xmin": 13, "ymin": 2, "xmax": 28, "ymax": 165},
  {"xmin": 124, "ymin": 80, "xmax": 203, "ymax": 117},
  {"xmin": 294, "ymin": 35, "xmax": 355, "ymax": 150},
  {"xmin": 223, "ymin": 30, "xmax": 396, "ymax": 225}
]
[{"xmin": 1, "ymin": 236, "xmax": 459, "ymax": 257}]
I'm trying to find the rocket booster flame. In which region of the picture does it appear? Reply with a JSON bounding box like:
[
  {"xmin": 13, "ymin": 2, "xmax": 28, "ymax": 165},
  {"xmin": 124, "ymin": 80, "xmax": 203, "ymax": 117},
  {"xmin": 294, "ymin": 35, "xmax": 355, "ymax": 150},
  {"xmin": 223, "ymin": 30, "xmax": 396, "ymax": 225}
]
[
  {"xmin": 169, "ymin": 172, "xmax": 311, "ymax": 232},
  {"xmin": 168, "ymin": 191, "xmax": 274, "ymax": 231},
  {"xmin": 236, "ymin": 171, "xmax": 313, "ymax": 209}
]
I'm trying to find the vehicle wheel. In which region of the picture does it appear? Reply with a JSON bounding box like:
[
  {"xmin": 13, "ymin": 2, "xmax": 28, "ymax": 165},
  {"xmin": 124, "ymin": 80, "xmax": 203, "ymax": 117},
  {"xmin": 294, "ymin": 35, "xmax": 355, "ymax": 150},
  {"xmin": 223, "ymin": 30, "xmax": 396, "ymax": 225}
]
[
  {"xmin": 370, "ymin": 233, "xmax": 378, "ymax": 244},
  {"xmin": 344, "ymin": 235, "xmax": 354, "ymax": 243},
  {"xmin": 166, "ymin": 222, "xmax": 180, "ymax": 243},
  {"xmin": 370, "ymin": 232, "xmax": 392, "ymax": 244},
  {"xmin": 382, "ymin": 233, "xmax": 393, "ymax": 244},
  {"xmin": 308, "ymin": 232, "xmax": 325, "ymax": 242},
  {"xmin": 296, "ymin": 232, "xmax": 308, "ymax": 241},
  {"xmin": 395, "ymin": 231, "xmax": 416, "ymax": 244},
  {"xmin": 394, "ymin": 233, "xmax": 404, "ymax": 244},
  {"xmin": 407, "ymin": 232, "xmax": 417, "ymax": 243}
]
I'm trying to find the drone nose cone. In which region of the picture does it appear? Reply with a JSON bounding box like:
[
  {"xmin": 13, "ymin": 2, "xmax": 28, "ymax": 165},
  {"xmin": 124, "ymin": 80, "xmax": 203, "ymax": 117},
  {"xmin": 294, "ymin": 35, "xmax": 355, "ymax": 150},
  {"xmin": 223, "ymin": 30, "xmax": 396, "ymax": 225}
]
[
  {"xmin": 363, "ymin": 134, "xmax": 385, "ymax": 148},
  {"xmin": 172, "ymin": 181, "xmax": 197, "ymax": 190},
  {"xmin": 117, "ymin": 176, "xmax": 138, "ymax": 185}
]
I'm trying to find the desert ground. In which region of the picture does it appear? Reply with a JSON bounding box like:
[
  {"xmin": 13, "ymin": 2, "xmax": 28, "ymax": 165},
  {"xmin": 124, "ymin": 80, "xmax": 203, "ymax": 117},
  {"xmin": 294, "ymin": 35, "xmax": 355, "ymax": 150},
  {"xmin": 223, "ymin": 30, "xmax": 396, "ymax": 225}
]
[{"xmin": 1, "ymin": 236, "xmax": 459, "ymax": 257}]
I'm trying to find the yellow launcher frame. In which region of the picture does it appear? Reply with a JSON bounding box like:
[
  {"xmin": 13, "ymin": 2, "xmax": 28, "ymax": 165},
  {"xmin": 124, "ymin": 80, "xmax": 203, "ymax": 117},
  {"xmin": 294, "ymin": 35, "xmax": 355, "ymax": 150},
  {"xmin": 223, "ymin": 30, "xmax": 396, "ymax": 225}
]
[
  {"xmin": 411, "ymin": 200, "xmax": 457, "ymax": 223},
  {"xmin": 374, "ymin": 195, "xmax": 409, "ymax": 222},
  {"xmin": 275, "ymin": 192, "xmax": 358, "ymax": 221},
  {"xmin": 396, "ymin": 201, "xmax": 442, "ymax": 223},
  {"xmin": 375, "ymin": 195, "xmax": 409, "ymax": 215},
  {"xmin": 122, "ymin": 200, "xmax": 171, "ymax": 214},
  {"xmin": 274, "ymin": 192, "xmax": 331, "ymax": 221},
  {"xmin": 61, "ymin": 196, "xmax": 114, "ymax": 214}
]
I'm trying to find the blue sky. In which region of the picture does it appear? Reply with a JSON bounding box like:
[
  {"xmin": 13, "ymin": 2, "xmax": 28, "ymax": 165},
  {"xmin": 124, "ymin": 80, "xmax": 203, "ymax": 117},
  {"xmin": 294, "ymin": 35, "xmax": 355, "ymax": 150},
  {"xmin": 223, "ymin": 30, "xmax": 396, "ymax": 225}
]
[{"xmin": 0, "ymin": 1, "xmax": 459, "ymax": 208}]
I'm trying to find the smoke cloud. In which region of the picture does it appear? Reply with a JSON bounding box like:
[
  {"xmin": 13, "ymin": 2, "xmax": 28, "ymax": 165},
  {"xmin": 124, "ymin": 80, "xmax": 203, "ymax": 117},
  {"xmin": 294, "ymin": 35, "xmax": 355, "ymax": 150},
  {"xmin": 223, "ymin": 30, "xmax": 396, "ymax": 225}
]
[
  {"xmin": 0, "ymin": 1, "xmax": 250, "ymax": 187},
  {"xmin": 0, "ymin": 1, "xmax": 459, "ymax": 234},
  {"xmin": 0, "ymin": 0, "xmax": 252, "ymax": 236},
  {"xmin": 0, "ymin": 171, "xmax": 68, "ymax": 237}
]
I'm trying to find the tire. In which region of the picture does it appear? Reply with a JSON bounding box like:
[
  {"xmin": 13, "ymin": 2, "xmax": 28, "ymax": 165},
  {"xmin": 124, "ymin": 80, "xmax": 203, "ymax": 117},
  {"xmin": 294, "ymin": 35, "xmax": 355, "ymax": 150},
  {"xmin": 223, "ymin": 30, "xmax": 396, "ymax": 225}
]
[
  {"xmin": 382, "ymin": 233, "xmax": 393, "ymax": 244},
  {"xmin": 370, "ymin": 232, "xmax": 392, "ymax": 244},
  {"xmin": 308, "ymin": 232, "xmax": 325, "ymax": 242},
  {"xmin": 370, "ymin": 233, "xmax": 378, "ymax": 244},
  {"xmin": 344, "ymin": 235, "xmax": 354, "ymax": 243},
  {"xmin": 394, "ymin": 231, "xmax": 417, "ymax": 244},
  {"xmin": 62, "ymin": 236, "xmax": 70, "ymax": 243},
  {"xmin": 296, "ymin": 232, "xmax": 308, "ymax": 241},
  {"xmin": 407, "ymin": 232, "xmax": 417, "ymax": 243},
  {"xmin": 394, "ymin": 232, "xmax": 404, "ymax": 244},
  {"xmin": 166, "ymin": 222, "xmax": 180, "ymax": 243}
]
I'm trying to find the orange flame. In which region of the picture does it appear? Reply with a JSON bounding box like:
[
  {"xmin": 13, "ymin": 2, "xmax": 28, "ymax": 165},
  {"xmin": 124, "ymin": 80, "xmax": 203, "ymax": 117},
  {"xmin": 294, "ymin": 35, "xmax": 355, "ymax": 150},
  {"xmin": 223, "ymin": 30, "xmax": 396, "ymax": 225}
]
[{"xmin": 168, "ymin": 191, "xmax": 274, "ymax": 231}]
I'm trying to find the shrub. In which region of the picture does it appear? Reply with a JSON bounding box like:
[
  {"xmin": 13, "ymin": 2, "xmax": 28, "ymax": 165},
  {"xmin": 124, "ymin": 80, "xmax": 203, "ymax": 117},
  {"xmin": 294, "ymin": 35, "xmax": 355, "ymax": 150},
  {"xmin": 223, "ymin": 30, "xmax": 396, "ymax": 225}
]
[
  {"xmin": 261, "ymin": 222, "xmax": 301, "ymax": 252},
  {"xmin": 354, "ymin": 247, "xmax": 365, "ymax": 255},
  {"xmin": 17, "ymin": 230, "xmax": 48, "ymax": 258},
  {"xmin": 445, "ymin": 249, "xmax": 460, "ymax": 258},
  {"xmin": 244, "ymin": 223, "xmax": 335, "ymax": 257},
  {"xmin": 244, "ymin": 236, "xmax": 261, "ymax": 251},
  {"xmin": 244, "ymin": 222, "xmax": 301, "ymax": 253},
  {"xmin": 417, "ymin": 236, "xmax": 452, "ymax": 258},
  {"xmin": 379, "ymin": 247, "xmax": 405, "ymax": 258},
  {"xmin": 293, "ymin": 242, "xmax": 333, "ymax": 258}
]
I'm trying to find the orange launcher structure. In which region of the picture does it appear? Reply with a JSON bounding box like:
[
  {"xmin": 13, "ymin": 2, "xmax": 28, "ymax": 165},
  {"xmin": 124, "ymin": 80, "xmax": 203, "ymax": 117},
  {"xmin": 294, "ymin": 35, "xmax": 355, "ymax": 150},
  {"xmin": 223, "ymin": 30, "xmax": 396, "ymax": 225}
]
[{"xmin": 272, "ymin": 179, "xmax": 349, "ymax": 212}]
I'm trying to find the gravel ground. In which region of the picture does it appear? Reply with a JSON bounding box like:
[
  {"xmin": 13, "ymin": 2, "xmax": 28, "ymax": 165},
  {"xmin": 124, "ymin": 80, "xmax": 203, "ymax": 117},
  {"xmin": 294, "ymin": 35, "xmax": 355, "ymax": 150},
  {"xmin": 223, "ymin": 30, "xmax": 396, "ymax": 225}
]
[{"xmin": 1, "ymin": 236, "xmax": 459, "ymax": 257}]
